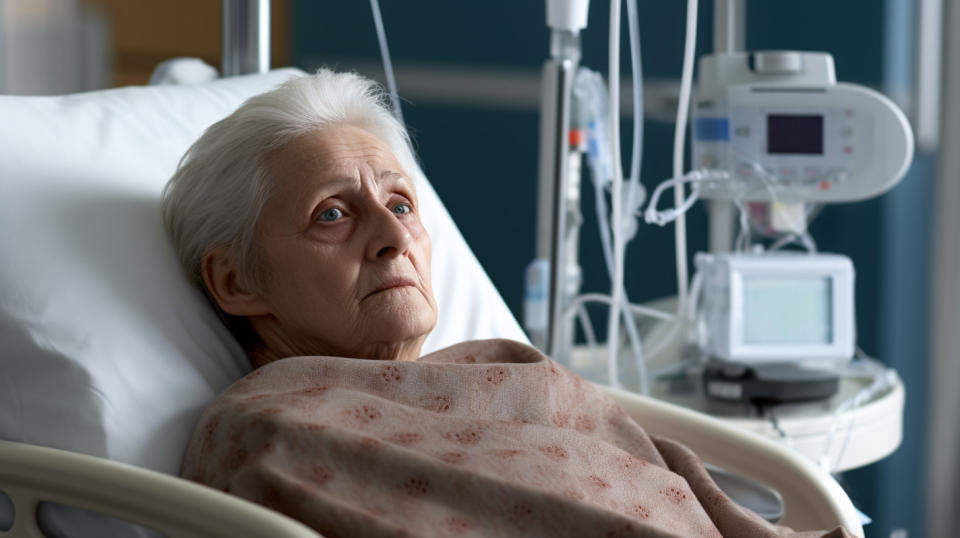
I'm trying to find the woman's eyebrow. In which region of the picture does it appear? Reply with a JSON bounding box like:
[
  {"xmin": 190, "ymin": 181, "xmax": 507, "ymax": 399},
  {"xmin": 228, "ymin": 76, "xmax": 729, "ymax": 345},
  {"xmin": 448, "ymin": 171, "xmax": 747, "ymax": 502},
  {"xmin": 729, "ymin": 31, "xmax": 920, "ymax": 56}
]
[
  {"xmin": 379, "ymin": 170, "xmax": 404, "ymax": 181},
  {"xmin": 380, "ymin": 170, "xmax": 415, "ymax": 190},
  {"xmin": 318, "ymin": 175, "xmax": 360, "ymax": 189},
  {"xmin": 297, "ymin": 176, "xmax": 356, "ymax": 217},
  {"xmin": 303, "ymin": 171, "xmax": 405, "ymax": 209}
]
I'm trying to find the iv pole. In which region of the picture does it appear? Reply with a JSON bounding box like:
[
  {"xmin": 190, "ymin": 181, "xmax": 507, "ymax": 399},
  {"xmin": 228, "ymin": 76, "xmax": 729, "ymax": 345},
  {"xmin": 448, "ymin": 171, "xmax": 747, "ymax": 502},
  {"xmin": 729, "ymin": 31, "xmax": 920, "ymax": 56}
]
[
  {"xmin": 707, "ymin": 0, "xmax": 744, "ymax": 252},
  {"xmin": 221, "ymin": 0, "xmax": 271, "ymax": 77},
  {"xmin": 534, "ymin": 0, "xmax": 590, "ymax": 358},
  {"xmin": 533, "ymin": 0, "xmax": 745, "ymax": 361}
]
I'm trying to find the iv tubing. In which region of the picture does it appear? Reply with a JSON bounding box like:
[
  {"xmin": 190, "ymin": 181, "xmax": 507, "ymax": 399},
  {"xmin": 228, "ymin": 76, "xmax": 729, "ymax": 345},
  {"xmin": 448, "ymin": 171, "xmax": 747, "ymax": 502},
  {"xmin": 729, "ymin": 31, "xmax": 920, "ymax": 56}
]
[
  {"xmin": 593, "ymin": 175, "xmax": 650, "ymax": 391},
  {"xmin": 644, "ymin": 0, "xmax": 698, "ymax": 362},
  {"xmin": 624, "ymin": 0, "xmax": 644, "ymax": 221},
  {"xmin": 606, "ymin": 0, "xmax": 625, "ymax": 390},
  {"xmin": 564, "ymin": 293, "xmax": 674, "ymax": 323},
  {"xmin": 575, "ymin": 45, "xmax": 653, "ymax": 390},
  {"xmin": 644, "ymin": 170, "xmax": 711, "ymax": 226},
  {"xmin": 819, "ymin": 358, "xmax": 895, "ymax": 472},
  {"xmin": 672, "ymin": 0, "xmax": 698, "ymax": 329},
  {"xmin": 370, "ymin": 0, "xmax": 404, "ymax": 124},
  {"xmin": 576, "ymin": 304, "xmax": 601, "ymax": 367},
  {"xmin": 591, "ymin": 0, "xmax": 653, "ymax": 393},
  {"xmin": 563, "ymin": 294, "xmax": 649, "ymax": 393},
  {"xmin": 619, "ymin": 0, "xmax": 649, "ymax": 393}
]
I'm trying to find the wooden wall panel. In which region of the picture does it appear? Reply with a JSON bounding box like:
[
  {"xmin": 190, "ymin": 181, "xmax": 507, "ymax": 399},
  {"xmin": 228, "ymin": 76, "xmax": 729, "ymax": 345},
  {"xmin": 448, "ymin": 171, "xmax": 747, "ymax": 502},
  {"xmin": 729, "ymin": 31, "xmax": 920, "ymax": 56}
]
[{"xmin": 87, "ymin": 0, "xmax": 289, "ymax": 87}]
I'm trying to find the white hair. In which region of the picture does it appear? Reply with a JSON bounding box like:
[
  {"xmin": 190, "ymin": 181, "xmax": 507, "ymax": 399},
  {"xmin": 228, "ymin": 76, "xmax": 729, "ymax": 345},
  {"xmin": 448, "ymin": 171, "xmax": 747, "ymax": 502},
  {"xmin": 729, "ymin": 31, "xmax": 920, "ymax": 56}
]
[{"xmin": 162, "ymin": 68, "xmax": 419, "ymax": 292}]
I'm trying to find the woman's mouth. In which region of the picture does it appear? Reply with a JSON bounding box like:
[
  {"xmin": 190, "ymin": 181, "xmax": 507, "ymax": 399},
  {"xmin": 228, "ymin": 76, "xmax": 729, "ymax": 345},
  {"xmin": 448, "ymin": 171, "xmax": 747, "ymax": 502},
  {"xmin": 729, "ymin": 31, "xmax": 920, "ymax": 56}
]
[{"xmin": 364, "ymin": 277, "xmax": 416, "ymax": 300}]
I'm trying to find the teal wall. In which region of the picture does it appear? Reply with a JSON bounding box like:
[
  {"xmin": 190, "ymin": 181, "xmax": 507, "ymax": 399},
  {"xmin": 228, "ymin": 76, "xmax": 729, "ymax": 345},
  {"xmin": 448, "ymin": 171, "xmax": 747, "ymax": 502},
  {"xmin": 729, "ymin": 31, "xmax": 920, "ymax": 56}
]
[{"xmin": 290, "ymin": 2, "xmax": 931, "ymax": 536}]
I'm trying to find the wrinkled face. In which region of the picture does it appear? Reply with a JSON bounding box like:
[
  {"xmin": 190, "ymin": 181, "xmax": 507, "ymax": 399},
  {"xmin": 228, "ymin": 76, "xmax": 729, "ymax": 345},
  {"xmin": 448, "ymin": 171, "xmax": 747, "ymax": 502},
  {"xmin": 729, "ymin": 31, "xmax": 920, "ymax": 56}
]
[{"xmin": 251, "ymin": 124, "xmax": 437, "ymax": 360}]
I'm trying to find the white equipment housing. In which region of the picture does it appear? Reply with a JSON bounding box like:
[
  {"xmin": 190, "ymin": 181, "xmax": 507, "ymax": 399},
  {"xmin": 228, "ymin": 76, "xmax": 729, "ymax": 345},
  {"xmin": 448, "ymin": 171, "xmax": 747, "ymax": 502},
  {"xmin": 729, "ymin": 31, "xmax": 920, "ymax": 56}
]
[
  {"xmin": 692, "ymin": 51, "xmax": 914, "ymax": 202},
  {"xmin": 697, "ymin": 252, "xmax": 855, "ymax": 363},
  {"xmin": 545, "ymin": 0, "xmax": 589, "ymax": 32}
]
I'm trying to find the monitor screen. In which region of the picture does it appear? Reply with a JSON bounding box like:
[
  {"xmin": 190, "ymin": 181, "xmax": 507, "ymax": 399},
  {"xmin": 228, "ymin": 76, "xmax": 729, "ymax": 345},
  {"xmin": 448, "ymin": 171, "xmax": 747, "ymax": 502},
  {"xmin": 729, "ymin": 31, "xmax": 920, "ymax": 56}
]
[
  {"xmin": 767, "ymin": 114, "xmax": 824, "ymax": 154},
  {"xmin": 742, "ymin": 276, "xmax": 833, "ymax": 345}
]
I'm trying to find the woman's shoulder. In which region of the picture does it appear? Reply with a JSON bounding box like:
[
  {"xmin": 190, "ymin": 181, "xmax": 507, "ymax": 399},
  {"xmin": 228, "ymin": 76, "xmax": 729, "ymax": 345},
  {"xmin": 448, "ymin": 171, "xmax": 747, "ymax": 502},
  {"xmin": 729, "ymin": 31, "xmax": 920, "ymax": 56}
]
[{"xmin": 418, "ymin": 338, "xmax": 547, "ymax": 365}]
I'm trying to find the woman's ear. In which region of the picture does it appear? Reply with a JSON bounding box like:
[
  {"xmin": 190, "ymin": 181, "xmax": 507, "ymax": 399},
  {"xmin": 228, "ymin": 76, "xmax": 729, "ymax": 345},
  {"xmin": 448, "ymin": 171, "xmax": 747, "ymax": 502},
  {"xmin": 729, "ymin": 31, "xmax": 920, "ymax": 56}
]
[{"xmin": 201, "ymin": 247, "xmax": 271, "ymax": 317}]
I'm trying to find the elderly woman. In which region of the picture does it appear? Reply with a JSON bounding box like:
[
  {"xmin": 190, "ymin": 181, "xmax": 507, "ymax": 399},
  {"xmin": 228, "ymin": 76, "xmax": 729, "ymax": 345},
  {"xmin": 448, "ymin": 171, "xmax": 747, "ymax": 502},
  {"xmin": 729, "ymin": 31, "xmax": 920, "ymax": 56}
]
[{"xmin": 162, "ymin": 70, "xmax": 849, "ymax": 538}]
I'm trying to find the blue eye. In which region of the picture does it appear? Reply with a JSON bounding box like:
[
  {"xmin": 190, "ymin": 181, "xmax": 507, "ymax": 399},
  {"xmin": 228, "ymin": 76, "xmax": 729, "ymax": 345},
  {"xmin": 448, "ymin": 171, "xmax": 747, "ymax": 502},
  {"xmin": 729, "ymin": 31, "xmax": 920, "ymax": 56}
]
[
  {"xmin": 318, "ymin": 207, "xmax": 343, "ymax": 222},
  {"xmin": 392, "ymin": 203, "xmax": 411, "ymax": 215}
]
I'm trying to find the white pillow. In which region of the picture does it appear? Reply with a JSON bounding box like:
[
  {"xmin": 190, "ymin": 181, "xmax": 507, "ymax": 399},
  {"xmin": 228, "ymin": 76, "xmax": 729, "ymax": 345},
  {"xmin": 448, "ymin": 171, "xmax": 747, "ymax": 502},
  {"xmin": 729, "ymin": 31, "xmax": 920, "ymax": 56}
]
[{"xmin": 0, "ymin": 68, "xmax": 527, "ymax": 476}]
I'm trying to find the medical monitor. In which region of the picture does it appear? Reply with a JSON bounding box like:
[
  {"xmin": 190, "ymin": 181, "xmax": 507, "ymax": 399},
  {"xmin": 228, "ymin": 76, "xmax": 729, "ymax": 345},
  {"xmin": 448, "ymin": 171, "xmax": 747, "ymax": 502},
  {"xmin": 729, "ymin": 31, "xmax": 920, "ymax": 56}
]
[
  {"xmin": 697, "ymin": 252, "xmax": 855, "ymax": 364},
  {"xmin": 691, "ymin": 51, "xmax": 913, "ymax": 203}
]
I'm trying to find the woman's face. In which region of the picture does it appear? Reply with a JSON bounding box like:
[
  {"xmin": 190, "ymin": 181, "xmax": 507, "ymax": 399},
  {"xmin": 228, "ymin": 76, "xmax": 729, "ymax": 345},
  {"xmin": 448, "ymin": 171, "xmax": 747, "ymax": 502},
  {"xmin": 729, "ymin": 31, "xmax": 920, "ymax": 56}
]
[{"xmin": 244, "ymin": 124, "xmax": 437, "ymax": 361}]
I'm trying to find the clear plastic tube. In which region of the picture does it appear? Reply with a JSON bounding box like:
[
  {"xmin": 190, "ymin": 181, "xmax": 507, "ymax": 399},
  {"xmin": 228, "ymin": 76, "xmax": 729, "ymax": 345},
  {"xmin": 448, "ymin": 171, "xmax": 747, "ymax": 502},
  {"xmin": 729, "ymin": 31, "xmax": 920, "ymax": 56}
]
[
  {"xmin": 818, "ymin": 358, "xmax": 895, "ymax": 472},
  {"xmin": 606, "ymin": 0, "xmax": 625, "ymax": 390},
  {"xmin": 594, "ymin": 180, "xmax": 649, "ymax": 392},
  {"xmin": 644, "ymin": 170, "xmax": 719, "ymax": 226},
  {"xmin": 619, "ymin": 0, "xmax": 649, "ymax": 393},
  {"xmin": 670, "ymin": 0, "xmax": 699, "ymax": 329},
  {"xmin": 630, "ymin": 0, "xmax": 699, "ymax": 364},
  {"xmin": 565, "ymin": 293, "xmax": 673, "ymax": 323},
  {"xmin": 369, "ymin": 0, "xmax": 404, "ymax": 124},
  {"xmin": 624, "ymin": 0, "xmax": 645, "ymax": 219},
  {"xmin": 769, "ymin": 231, "xmax": 818, "ymax": 253},
  {"xmin": 562, "ymin": 293, "xmax": 648, "ymax": 393},
  {"xmin": 576, "ymin": 304, "xmax": 600, "ymax": 367},
  {"xmin": 733, "ymin": 198, "xmax": 753, "ymax": 252},
  {"xmin": 574, "ymin": 0, "xmax": 654, "ymax": 393},
  {"xmin": 577, "ymin": 69, "xmax": 652, "ymax": 391}
]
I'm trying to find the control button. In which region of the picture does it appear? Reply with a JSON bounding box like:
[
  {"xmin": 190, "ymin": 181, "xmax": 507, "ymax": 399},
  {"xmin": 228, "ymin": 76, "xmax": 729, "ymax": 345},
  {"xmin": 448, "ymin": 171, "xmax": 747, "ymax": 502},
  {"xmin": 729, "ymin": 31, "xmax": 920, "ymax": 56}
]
[
  {"xmin": 819, "ymin": 180, "xmax": 831, "ymax": 191},
  {"xmin": 751, "ymin": 52, "xmax": 804, "ymax": 74},
  {"xmin": 734, "ymin": 126, "xmax": 751, "ymax": 137},
  {"xmin": 828, "ymin": 169, "xmax": 849, "ymax": 183},
  {"xmin": 779, "ymin": 167, "xmax": 797, "ymax": 185},
  {"xmin": 841, "ymin": 126, "xmax": 854, "ymax": 137},
  {"xmin": 843, "ymin": 146, "xmax": 853, "ymax": 155}
]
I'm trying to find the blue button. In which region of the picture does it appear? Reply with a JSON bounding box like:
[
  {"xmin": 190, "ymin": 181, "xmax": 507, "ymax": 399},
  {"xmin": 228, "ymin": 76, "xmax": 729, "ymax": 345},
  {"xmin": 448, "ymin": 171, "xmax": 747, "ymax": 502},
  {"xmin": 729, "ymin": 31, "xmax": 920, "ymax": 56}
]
[{"xmin": 694, "ymin": 118, "xmax": 730, "ymax": 141}]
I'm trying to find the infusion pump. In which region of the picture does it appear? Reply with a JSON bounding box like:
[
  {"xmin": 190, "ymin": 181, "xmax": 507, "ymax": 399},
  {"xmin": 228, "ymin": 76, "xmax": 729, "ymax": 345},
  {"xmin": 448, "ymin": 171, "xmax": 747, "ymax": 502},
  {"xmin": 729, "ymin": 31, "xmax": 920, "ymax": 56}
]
[
  {"xmin": 691, "ymin": 51, "xmax": 913, "ymax": 203},
  {"xmin": 696, "ymin": 252, "xmax": 855, "ymax": 364}
]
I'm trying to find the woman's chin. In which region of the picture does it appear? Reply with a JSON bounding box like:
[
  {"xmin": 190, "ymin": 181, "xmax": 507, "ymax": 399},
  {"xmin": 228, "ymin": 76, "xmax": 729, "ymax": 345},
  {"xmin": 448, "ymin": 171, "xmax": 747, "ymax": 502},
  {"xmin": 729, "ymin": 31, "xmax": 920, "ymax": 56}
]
[
  {"xmin": 380, "ymin": 315, "xmax": 435, "ymax": 343},
  {"xmin": 365, "ymin": 289, "xmax": 435, "ymax": 326},
  {"xmin": 362, "ymin": 302, "xmax": 437, "ymax": 345}
]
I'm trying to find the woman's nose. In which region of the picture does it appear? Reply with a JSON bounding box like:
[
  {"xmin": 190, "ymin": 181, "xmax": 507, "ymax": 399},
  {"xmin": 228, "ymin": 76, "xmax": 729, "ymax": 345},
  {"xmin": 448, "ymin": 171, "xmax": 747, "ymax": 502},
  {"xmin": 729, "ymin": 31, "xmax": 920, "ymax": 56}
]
[{"xmin": 366, "ymin": 205, "xmax": 413, "ymax": 260}]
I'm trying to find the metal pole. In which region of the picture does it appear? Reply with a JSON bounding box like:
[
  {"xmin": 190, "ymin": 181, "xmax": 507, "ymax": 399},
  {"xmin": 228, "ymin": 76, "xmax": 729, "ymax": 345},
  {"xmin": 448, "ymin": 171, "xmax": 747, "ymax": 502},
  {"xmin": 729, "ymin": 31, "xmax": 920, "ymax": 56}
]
[
  {"xmin": 708, "ymin": 0, "xmax": 744, "ymax": 253},
  {"xmin": 221, "ymin": 0, "xmax": 271, "ymax": 77},
  {"xmin": 713, "ymin": 0, "xmax": 745, "ymax": 54},
  {"xmin": 915, "ymin": 0, "xmax": 942, "ymax": 151},
  {"xmin": 535, "ymin": 29, "xmax": 580, "ymax": 359}
]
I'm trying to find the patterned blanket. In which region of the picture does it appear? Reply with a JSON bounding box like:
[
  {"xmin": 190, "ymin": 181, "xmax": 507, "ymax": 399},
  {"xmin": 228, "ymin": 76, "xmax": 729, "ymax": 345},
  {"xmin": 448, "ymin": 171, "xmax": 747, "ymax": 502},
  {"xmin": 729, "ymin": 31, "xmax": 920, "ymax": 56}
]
[{"xmin": 182, "ymin": 339, "xmax": 850, "ymax": 537}]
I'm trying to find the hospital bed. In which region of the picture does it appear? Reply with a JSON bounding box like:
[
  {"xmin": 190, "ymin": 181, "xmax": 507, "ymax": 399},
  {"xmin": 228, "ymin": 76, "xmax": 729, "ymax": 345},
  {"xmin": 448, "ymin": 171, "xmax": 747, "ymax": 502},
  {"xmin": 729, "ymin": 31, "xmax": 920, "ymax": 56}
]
[{"xmin": 0, "ymin": 68, "xmax": 864, "ymax": 537}]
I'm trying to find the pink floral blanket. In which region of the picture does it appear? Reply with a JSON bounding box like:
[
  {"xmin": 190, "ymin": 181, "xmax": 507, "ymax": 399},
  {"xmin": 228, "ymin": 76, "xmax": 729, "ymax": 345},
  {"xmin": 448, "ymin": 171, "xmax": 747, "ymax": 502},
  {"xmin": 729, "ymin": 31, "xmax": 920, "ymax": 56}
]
[{"xmin": 182, "ymin": 339, "xmax": 850, "ymax": 537}]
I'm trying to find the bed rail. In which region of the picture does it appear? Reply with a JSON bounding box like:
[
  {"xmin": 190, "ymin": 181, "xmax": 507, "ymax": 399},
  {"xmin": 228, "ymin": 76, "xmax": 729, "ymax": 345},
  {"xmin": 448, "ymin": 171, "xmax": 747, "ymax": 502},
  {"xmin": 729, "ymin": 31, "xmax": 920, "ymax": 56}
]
[
  {"xmin": 0, "ymin": 440, "xmax": 319, "ymax": 538},
  {"xmin": 603, "ymin": 386, "xmax": 865, "ymax": 537}
]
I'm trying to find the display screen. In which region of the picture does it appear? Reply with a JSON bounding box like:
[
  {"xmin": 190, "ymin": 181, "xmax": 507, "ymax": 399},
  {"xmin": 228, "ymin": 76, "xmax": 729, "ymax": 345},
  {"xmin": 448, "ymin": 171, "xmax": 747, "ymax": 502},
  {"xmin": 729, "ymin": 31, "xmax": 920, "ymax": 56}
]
[
  {"xmin": 742, "ymin": 277, "xmax": 833, "ymax": 345},
  {"xmin": 767, "ymin": 114, "xmax": 824, "ymax": 154}
]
